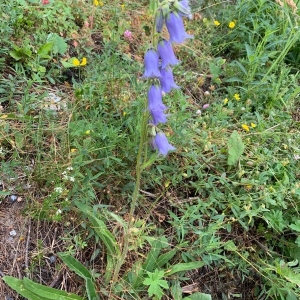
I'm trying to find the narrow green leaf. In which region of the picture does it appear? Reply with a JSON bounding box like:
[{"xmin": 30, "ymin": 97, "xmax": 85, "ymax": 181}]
[
  {"xmin": 3, "ymin": 276, "xmax": 48, "ymax": 300},
  {"xmin": 58, "ymin": 253, "xmax": 92, "ymax": 280},
  {"xmin": 156, "ymin": 249, "xmax": 177, "ymax": 268},
  {"xmin": 166, "ymin": 261, "xmax": 205, "ymax": 276},
  {"xmin": 22, "ymin": 277, "xmax": 84, "ymax": 300},
  {"xmin": 37, "ymin": 42, "xmax": 53, "ymax": 58},
  {"xmin": 85, "ymin": 277, "xmax": 100, "ymax": 300},
  {"xmin": 227, "ymin": 130, "xmax": 245, "ymax": 166},
  {"xmin": 184, "ymin": 292, "xmax": 212, "ymax": 300}
]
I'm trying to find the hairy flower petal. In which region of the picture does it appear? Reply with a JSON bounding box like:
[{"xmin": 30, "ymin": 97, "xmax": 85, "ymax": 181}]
[
  {"xmin": 159, "ymin": 67, "xmax": 180, "ymax": 93},
  {"xmin": 158, "ymin": 40, "xmax": 180, "ymax": 69},
  {"xmin": 143, "ymin": 49, "xmax": 161, "ymax": 78},
  {"xmin": 148, "ymin": 85, "xmax": 167, "ymax": 111},
  {"xmin": 166, "ymin": 13, "xmax": 193, "ymax": 43},
  {"xmin": 153, "ymin": 132, "xmax": 176, "ymax": 156}
]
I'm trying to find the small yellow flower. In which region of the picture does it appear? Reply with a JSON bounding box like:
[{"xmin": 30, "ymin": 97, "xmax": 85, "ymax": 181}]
[
  {"xmin": 228, "ymin": 21, "xmax": 236, "ymax": 29},
  {"xmin": 233, "ymin": 93, "xmax": 240, "ymax": 100},
  {"xmin": 250, "ymin": 123, "xmax": 256, "ymax": 128},
  {"xmin": 121, "ymin": 3, "xmax": 125, "ymax": 11},
  {"xmin": 70, "ymin": 148, "xmax": 77, "ymax": 153},
  {"xmin": 85, "ymin": 130, "xmax": 91, "ymax": 135},
  {"xmin": 73, "ymin": 58, "xmax": 80, "ymax": 66},
  {"xmin": 93, "ymin": 0, "xmax": 99, "ymax": 5},
  {"xmin": 72, "ymin": 57, "xmax": 87, "ymax": 67},
  {"xmin": 223, "ymin": 98, "xmax": 229, "ymax": 104},
  {"xmin": 214, "ymin": 20, "xmax": 220, "ymax": 26},
  {"xmin": 123, "ymin": 111, "xmax": 127, "ymax": 116},
  {"xmin": 242, "ymin": 124, "xmax": 250, "ymax": 131}
]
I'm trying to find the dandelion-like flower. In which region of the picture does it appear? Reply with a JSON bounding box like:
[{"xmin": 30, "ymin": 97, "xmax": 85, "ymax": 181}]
[
  {"xmin": 159, "ymin": 67, "xmax": 180, "ymax": 93},
  {"xmin": 143, "ymin": 49, "xmax": 161, "ymax": 78},
  {"xmin": 228, "ymin": 21, "xmax": 236, "ymax": 29},
  {"xmin": 157, "ymin": 40, "xmax": 180, "ymax": 69},
  {"xmin": 166, "ymin": 12, "xmax": 193, "ymax": 44},
  {"xmin": 214, "ymin": 20, "xmax": 220, "ymax": 26},
  {"xmin": 153, "ymin": 132, "xmax": 176, "ymax": 156}
]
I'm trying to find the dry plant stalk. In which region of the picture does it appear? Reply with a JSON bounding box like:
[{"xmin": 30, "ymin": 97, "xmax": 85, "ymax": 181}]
[{"xmin": 275, "ymin": 0, "xmax": 297, "ymax": 12}]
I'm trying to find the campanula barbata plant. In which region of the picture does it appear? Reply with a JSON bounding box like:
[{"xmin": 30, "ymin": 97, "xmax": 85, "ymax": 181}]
[
  {"xmin": 144, "ymin": 0, "xmax": 193, "ymax": 156},
  {"xmin": 113, "ymin": 0, "xmax": 193, "ymax": 281}
]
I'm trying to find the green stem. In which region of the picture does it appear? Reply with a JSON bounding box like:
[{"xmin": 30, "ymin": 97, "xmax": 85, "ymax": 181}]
[
  {"xmin": 112, "ymin": 0, "xmax": 160, "ymax": 283},
  {"xmin": 112, "ymin": 110, "xmax": 148, "ymax": 282}
]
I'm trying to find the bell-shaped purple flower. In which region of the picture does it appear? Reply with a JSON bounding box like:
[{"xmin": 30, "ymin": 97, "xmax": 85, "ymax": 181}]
[
  {"xmin": 150, "ymin": 109, "xmax": 168, "ymax": 125},
  {"xmin": 143, "ymin": 49, "xmax": 161, "ymax": 78},
  {"xmin": 166, "ymin": 12, "xmax": 193, "ymax": 44},
  {"xmin": 155, "ymin": 9, "xmax": 164, "ymax": 33},
  {"xmin": 158, "ymin": 40, "xmax": 180, "ymax": 69},
  {"xmin": 148, "ymin": 85, "xmax": 167, "ymax": 111},
  {"xmin": 159, "ymin": 67, "xmax": 180, "ymax": 93},
  {"xmin": 153, "ymin": 132, "xmax": 176, "ymax": 156},
  {"xmin": 177, "ymin": 0, "xmax": 193, "ymax": 19}
]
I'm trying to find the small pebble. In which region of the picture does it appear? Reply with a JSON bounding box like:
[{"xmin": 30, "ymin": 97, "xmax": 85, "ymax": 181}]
[
  {"xmin": 7, "ymin": 195, "xmax": 18, "ymax": 203},
  {"xmin": 9, "ymin": 230, "xmax": 17, "ymax": 236},
  {"xmin": 49, "ymin": 255, "xmax": 56, "ymax": 263}
]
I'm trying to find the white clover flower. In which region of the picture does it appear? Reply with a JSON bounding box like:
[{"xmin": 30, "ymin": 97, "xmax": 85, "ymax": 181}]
[
  {"xmin": 56, "ymin": 209, "xmax": 62, "ymax": 215},
  {"xmin": 67, "ymin": 166, "xmax": 73, "ymax": 171},
  {"xmin": 69, "ymin": 176, "xmax": 75, "ymax": 182},
  {"xmin": 54, "ymin": 187, "xmax": 63, "ymax": 193}
]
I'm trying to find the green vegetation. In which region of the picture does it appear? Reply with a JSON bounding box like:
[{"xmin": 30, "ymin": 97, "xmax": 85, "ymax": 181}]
[{"xmin": 1, "ymin": 0, "xmax": 300, "ymax": 299}]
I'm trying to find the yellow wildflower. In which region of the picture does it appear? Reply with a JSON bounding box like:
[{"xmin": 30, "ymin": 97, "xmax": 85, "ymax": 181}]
[
  {"xmin": 93, "ymin": 0, "xmax": 99, "ymax": 5},
  {"xmin": 70, "ymin": 148, "xmax": 77, "ymax": 153},
  {"xmin": 223, "ymin": 98, "xmax": 229, "ymax": 104},
  {"xmin": 250, "ymin": 123, "xmax": 256, "ymax": 128},
  {"xmin": 85, "ymin": 130, "xmax": 91, "ymax": 135},
  {"xmin": 242, "ymin": 124, "xmax": 250, "ymax": 132},
  {"xmin": 233, "ymin": 93, "xmax": 240, "ymax": 100},
  {"xmin": 72, "ymin": 57, "xmax": 87, "ymax": 67},
  {"xmin": 228, "ymin": 21, "xmax": 236, "ymax": 29},
  {"xmin": 121, "ymin": 3, "xmax": 125, "ymax": 11},
  {"xmin": 214, "ymin": 20, "xmax": 220, "ymax": 26}
]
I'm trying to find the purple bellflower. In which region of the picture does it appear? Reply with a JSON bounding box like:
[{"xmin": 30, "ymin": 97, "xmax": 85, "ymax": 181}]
[
  {"xmin": 166, "ymin": 12, "xmax": 193, "ymax": 44},
  {"xmin": 148, "ymin": 85, "xmax": 167, "ymax": 111},
  {"xmin": 157, "ymin": 40, "xmax": 180, "ymax": 69},
  {"xmin": 143, "ymin": 49, "xmax": 161, "ymax": 78},
  {"xmin": 177, "ymin": 0, "xmax": 193, "ymax": 19},
  {"xmin": 159, "ymin": 67, "xmax": 180, "ymax": 93},
  {"xmin": 150, "ymin": 109, "xmax": 168, "ymax": 125},
  {"xmin": 155, "ymin": 8, "xmax": 164, "ymax": 33},
  {"xmin": 153, "ymin": 132, "xmax": 176, "ymax": 156}
]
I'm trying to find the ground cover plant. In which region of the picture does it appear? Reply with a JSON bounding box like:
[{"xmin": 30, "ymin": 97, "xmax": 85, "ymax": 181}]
[{"xmin": 1, "ymin": 0, "xmax": 300, "ymax": 299}]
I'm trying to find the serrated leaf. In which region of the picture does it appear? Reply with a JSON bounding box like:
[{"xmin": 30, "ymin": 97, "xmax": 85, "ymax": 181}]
[
  {"xmin": 58, "ymin": 253, "xmax": 92, "ymax": 280},
  {"xmin": 166, "ymin": 261, "xmax": 205, "ymax": 276},
  {"xmin": 143, "ymin": 269, "xmax": 168, "ymax": 300},
  {"xmin": 227, "ymin": 130, "xmax": 245, "ymax": 165},
  {"xmin": 47, "ymin": 33, "xmax": 68, "ymax": 55}
]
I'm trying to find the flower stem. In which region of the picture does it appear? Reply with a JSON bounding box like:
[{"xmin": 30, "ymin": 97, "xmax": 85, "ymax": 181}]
[{"xmin": 112, "ymin": 109, "xmax": 148, "ymax": 282}]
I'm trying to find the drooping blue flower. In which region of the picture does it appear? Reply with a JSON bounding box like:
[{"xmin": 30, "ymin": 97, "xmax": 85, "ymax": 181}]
[
  {"xmin": 166, "ymin": 12, "xmax": 193, "ymax": 44},
  {"xmin": 148, "ymin": 85, "xmax": 167, "ymax": 111},
  {"xmin": 159, "ymin": 67, "xmax": 180, "ymax": 93},
  {"xmin": 143, "ymin": 49, "xmax": 161, "ymax": 78},
  {"xmin": 155, "ymin": 9, "xmax": 164, "ymax": 33},
  {"xmin": 153, "ymin": 132, "xmax": 176, "ymax": 156},
  {"xmin": 178, "ymin": 0, "xmax": 193, "ymax": 19},
  {"xmin": 150, "ymin": 108, "xmax": 168, "ymax": 125},
  {"xmin": 157, "ymin": 39, "xmax": 180, "ymax": 69}
]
